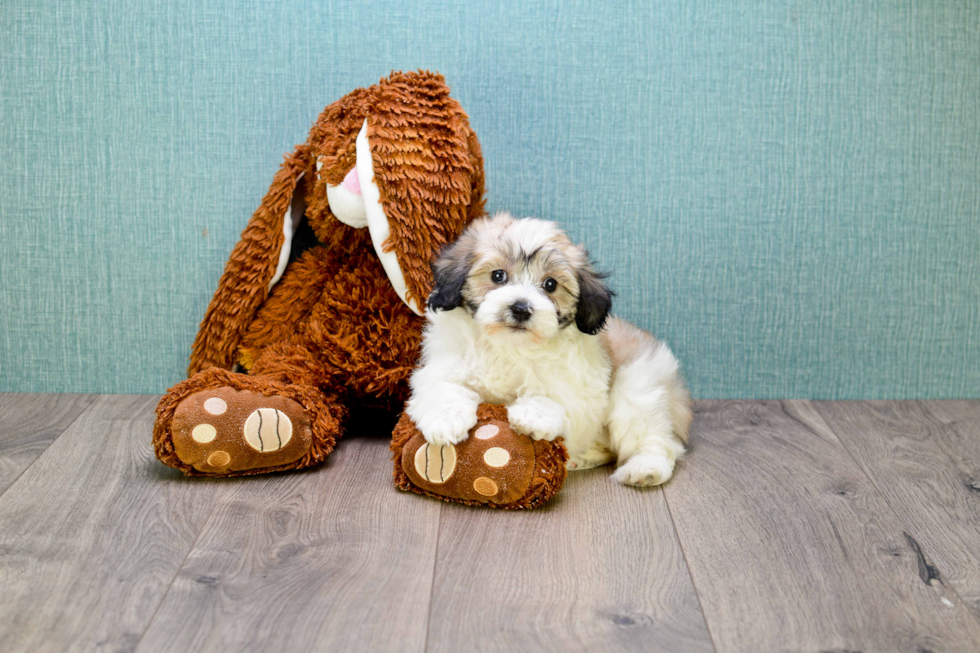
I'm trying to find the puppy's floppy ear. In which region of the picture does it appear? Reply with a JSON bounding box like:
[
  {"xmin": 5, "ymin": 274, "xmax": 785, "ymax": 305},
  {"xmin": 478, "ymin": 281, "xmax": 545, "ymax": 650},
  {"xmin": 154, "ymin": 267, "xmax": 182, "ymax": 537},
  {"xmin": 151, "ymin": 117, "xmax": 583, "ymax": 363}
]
[
  {"xmin": 575, "ymin": 263, "xmax": 614, "ymax": 336},
  {"xmin": 427, "ymin": 235, "xmax": 473, "ymax": 312},
  {"xmin": 188, "ymin": 145, "xmax": 310, "ymax": 376}
]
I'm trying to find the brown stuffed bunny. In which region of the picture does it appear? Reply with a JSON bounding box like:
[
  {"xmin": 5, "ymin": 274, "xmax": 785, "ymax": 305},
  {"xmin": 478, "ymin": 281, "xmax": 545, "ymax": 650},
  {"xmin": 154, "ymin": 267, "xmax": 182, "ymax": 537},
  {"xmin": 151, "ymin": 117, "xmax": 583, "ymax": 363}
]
[
  {"xmin": 153, "ymin": 71, "xmax": 566, "ymax": 508},
  {"xmin": 154, "ymin": 71, "xmax": 484, "ymax": 476}
]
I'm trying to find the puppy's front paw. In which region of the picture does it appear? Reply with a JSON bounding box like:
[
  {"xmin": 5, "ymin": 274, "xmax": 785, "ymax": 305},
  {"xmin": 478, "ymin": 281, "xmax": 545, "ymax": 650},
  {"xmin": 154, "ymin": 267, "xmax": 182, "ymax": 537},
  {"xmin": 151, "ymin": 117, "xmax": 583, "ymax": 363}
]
[
  {"xmin": 612, "ymin": 452, "xmax": 676, "ymax": 487},
  {"xmin": 407, "ymin": 383, "xmax": 480, "ymax": 447},
  {"xmin": 508, "ymin": 396, "xmax": 565, "ymax": 441},
  {"xmin": 418, "ymin": 402, "xmax": 479, "ymax": 446}
]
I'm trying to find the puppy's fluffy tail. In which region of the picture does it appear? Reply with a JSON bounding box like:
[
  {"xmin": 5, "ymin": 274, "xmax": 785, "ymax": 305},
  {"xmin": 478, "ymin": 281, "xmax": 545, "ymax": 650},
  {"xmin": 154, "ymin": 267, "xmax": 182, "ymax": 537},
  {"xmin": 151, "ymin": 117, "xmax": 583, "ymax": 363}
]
[{"xmin": 602, "ymin": 317, "xmax": 692, "ymax": 485}]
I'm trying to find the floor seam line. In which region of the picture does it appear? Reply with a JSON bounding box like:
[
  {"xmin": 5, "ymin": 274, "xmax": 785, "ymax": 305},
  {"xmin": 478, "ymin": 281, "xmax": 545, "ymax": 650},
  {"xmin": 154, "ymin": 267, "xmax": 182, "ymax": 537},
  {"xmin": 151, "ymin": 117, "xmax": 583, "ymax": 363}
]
[
  {"xmin": 132, "ymin": 397, "xmax": 216, "ymax": 653},
  {"xmin": 131, "ymin": 505, "xmax": 214, "ymax": 652},
  {"xmin": 662, "ymin": 483, "xmax": 721, "ymax": 653},
  {"xmin": 422, "ymin": 503, "xmax": 443, "ymax": 653},
  {"xmin": 0, "ymin": 394, "xmax": 101, "ymax": 501}
]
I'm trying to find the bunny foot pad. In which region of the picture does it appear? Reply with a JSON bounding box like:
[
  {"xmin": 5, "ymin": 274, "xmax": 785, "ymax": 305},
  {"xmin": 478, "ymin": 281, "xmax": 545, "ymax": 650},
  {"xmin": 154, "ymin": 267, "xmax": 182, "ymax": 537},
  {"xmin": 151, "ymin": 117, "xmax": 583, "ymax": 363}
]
[
  {"xmin": 391, "ymin": 404, "xmax": 568, "ymax": 509},
  {"xmin": 170, "ymin": 387, "xmax": 313, "ymax": 475}
]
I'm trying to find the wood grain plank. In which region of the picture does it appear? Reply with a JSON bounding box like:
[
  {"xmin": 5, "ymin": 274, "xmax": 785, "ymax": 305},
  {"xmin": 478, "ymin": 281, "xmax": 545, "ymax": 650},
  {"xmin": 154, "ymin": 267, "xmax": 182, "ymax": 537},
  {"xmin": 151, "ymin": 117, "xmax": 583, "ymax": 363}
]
[
  {"xmin": 663, "ymin": 400, "xmax": 980, "ymax": 653},
  {"xmin": 0, "ymin": 393, "xmax": 96, "ymax": 494},
  {"xmin": 426, "ymin": 466, "xmax": 714, "ymax": 653},
  {"xmin": 136, "ymin": 435, "xmax": 442, "ymax": 653},
  {"xmin": 0, "ymin": 394, "xmax": 228, "ymax": 653},
  {"xmin": 815, "ymin": 400, "xmax": 980, "ymax": 619}
]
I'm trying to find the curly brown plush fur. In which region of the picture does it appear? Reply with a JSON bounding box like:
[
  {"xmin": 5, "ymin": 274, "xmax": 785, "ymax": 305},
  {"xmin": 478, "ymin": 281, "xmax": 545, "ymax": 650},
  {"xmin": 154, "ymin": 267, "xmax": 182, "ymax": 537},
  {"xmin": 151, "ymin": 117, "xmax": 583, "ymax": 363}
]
[
  {"xmin": 153, "ymin": 71, "xmax": 486, "ymax": 478},
  {"xmin": 186, "ymin": 71, "xmax": 484, "ymax": 375}
]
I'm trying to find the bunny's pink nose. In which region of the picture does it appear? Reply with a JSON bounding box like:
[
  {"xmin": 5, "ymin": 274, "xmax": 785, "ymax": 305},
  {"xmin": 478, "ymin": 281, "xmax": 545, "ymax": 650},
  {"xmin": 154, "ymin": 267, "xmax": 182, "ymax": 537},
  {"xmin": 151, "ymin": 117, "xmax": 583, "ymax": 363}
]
[{"xmin": 342, "ymin": 167, "xmax": 361, "ymax": 196}]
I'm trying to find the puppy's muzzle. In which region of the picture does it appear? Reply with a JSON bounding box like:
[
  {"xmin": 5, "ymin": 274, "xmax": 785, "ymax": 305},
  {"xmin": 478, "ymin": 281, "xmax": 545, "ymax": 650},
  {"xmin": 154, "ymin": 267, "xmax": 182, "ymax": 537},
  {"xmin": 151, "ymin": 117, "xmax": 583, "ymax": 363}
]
[{"xmin": 509, "ymin": 301, "xmax": 533, "ymax": 324}]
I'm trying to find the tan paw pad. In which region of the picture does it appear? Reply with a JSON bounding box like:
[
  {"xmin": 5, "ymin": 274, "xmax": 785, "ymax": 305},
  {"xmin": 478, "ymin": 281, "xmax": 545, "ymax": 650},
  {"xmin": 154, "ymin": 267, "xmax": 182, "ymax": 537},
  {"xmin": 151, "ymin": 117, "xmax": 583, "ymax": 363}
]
[
  {"xmin": 203, "ymin": 397, "xmax": 227, "ymax": 415},
  {"xmin": 243, "ymin": 408, "xmax": 292, "ymax": 452},
  {"xmin": 414, "ymin": 443, "xmax": 457, "ymax": 484},
  {"xmin": 192, "ymin": 424, "xmax": 217, "ymax": 443},
  {"xmin": 207, "ymin": 450, "xmax": 231, "ymax": 467},
  {"xmin": 473, "ymin": 477, "xmax": 499, "ymax": 497},
  {"xmin": 483, "ymin": 447, "xmax": 510, "ymax": 467},
  {"xmin": 474, "ymin": 424, "xmax": 499, "ymax": 440}
]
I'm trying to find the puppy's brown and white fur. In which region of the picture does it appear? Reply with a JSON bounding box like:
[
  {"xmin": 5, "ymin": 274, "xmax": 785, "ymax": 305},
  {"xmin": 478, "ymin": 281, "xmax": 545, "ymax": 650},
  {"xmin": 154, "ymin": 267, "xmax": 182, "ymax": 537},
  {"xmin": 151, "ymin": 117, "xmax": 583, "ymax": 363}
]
[{"xmin": 406, "ymin": 213, "xmax": 692, "ymax": 486}]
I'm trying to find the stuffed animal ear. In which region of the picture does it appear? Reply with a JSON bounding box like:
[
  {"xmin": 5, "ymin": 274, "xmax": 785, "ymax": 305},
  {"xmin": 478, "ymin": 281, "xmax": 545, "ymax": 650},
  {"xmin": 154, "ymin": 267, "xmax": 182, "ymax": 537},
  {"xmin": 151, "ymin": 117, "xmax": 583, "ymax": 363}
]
[
  {"xmin": 359, "ymin": 72, "xmax": 485, "ymax": 313},
  {"xmin": 575, "ymin": 262, "xmax": 614, "ymax": 336},
  {"xmin": 355, "ymin": 119, "xmax": 423, "ymax": 316},
  {"xmin": 268, "ymin": 172, "xmax": 307, "ymax": 290},
  {"xmin": 188, "ymin": 146, "xmax": 309, "ymax": 375}
]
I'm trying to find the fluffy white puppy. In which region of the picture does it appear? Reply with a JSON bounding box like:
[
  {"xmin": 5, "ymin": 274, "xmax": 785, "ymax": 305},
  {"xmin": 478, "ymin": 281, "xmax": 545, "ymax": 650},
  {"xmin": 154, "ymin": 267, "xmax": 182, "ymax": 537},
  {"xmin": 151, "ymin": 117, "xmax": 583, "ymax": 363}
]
[{"xmin": 406, "ymin": 212, "xmax": 692, "ymax": 487}]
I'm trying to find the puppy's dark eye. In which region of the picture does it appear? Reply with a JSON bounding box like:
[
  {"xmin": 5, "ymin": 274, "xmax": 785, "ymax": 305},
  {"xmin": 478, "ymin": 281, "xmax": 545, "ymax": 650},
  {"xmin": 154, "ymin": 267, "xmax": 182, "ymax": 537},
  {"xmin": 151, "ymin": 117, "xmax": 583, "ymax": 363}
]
[
  {"xmin": 543, "ymin": 278, "xmax": 558, "ymax": 293},
  {"xmin": 491, "ymin": 270, "xmax": 507, "ymax": 284}
]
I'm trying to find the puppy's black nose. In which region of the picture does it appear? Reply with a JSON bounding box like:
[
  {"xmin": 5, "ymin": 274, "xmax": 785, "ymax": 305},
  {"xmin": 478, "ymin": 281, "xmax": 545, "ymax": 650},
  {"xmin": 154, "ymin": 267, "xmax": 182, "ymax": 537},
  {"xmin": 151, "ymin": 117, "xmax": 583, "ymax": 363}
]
[{"xmin": 510, "ymin": 301, "xmax": 533, "ymax": 323}]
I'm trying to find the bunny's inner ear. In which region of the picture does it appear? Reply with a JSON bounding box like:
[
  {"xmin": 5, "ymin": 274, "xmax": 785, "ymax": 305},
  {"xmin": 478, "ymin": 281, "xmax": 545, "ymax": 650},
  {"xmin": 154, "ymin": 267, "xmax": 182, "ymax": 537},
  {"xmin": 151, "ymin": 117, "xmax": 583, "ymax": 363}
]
[
  {"xmin": 267, "ymin": 172, "xmax": 307, "ymax": 291},
  {"xmin": 356, "ymin": 119, "xmax": 424, "ymax": 316}
]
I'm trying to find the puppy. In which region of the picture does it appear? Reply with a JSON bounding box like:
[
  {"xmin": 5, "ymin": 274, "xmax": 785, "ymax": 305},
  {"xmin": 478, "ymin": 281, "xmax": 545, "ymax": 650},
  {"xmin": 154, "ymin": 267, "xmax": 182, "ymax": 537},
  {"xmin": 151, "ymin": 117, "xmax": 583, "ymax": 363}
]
[{"xmin": 406, "ymin": 212, "xmax": 692, "ymax": 487}]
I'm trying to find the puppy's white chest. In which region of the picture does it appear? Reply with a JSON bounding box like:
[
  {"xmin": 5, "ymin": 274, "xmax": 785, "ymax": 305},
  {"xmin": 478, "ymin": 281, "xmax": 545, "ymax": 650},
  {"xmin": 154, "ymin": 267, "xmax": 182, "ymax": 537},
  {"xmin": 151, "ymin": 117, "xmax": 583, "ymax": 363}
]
[
  {"xmin": 465, "ymin": 334, "xmax": 612, "ymax": 423},
  {"xmin": 464, "ymin": 348, "xmax": 558, "ymax": 403}
]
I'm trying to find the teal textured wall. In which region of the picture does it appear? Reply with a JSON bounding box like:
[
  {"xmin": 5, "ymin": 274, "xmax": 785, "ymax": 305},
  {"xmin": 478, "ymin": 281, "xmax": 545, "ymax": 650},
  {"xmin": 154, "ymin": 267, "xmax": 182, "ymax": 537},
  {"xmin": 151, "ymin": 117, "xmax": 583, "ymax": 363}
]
[{"xmin": 1, "ymin": 0, "xmax": 978, "ymax": 398}]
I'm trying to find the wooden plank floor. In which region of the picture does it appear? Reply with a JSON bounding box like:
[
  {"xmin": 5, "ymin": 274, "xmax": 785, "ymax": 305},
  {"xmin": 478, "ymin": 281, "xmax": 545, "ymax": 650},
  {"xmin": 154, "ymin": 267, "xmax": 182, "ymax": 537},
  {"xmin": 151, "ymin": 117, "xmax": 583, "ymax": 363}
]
[{"xmin": 1, "ymin": 396, "xmax": 979, "ymax": 653}]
